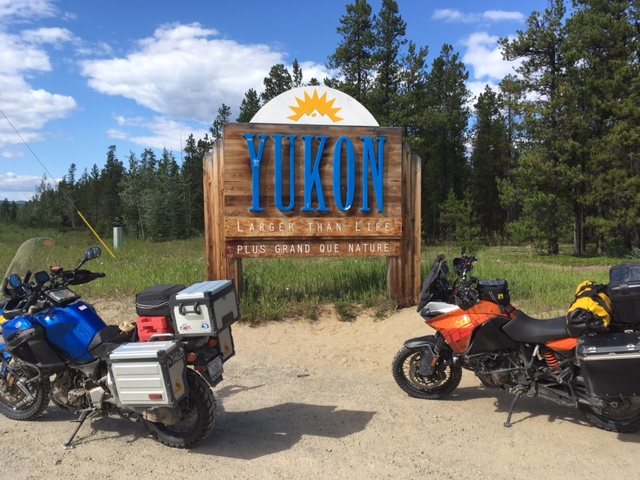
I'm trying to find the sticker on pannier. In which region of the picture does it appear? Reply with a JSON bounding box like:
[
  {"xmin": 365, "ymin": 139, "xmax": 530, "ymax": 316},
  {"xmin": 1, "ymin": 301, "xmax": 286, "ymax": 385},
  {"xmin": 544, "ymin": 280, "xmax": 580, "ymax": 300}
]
[{"xmin": 566, "ymin": 281, "xmax": 612, "ymax": 336}]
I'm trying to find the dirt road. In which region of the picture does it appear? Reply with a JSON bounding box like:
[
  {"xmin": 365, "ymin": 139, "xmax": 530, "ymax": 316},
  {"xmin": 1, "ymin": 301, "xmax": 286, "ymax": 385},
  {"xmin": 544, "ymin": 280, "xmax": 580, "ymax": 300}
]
[{"xmin": 2, "ymin": 304, "xmax": 637, "ymax": 480}]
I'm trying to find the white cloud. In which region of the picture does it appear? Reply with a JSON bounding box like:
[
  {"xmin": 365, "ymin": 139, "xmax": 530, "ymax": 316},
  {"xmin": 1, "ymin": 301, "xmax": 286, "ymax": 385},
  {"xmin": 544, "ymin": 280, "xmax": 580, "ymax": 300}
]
[
  {"xmin": 462, "ymin": 32, "xmax": 520, "ymax": 82},
  {"xmin": 107, "ymin": 115, "xmax": 209, "ymax": 151},
  {"xmin": 74, "ymin": 40, "xmax": 113, "ymax": 58},
  {"xmin": 433, "ymin": 8, "xmax": 524, "ymax": 24},
  {"xmin": 299, "ymin": 61, "xmax": 336, "ymax": 84},
  {"xmin": 432, "ymin": 9, "xmax": 476, "ymax": 23},
  {"xmin": 0, "ymin": 0, "xmax": 56, "ymax": 22},
  {"xmin": 1, "ymin": 148, "xmax": 23, "ymax": 159},
  {"xmin": 0, "ymin": 32, "xmax": 52, "ymax": 74},
  {"xmin": 80, "ymin": 23, "xmax": 330, "ymax": 123},
  {"xmin": 0, "ymin": 171, "xmax": 54, "ymax": 201},
  {"xmin": 0, "ymin": 7, "xmax": 77, "ymax": 157},
  {"xmin": 483, "ymin": 10, "xmax": 525, "ymax": 22},
  {"xmin": 0, "ymin": 73, "xmax": 77, "ymax": 148},
  {"xmin": 21, "ymin": 27, "xmax": 75, "ymax": 47}
]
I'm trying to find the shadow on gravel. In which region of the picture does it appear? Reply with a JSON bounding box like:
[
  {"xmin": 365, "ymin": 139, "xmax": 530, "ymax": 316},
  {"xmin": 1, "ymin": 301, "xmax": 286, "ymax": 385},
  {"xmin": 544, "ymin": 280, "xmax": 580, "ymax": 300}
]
[
  {"xmin": 194, "ymin": 400, "xmax": 376, "ymax": 459},
  {"xmin": 446, "ymin": 386, "xmax": 640, "ymax": 442},
  {"xmin": 447, "ymin": 385, "xmax": 589, "ymax": 428}
]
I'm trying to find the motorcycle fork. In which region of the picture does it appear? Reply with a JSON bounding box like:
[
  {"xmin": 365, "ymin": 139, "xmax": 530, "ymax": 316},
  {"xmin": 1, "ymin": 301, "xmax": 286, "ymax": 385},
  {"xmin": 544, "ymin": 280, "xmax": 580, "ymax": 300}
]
[
  {"xmin": 418, "ymin": 334, "xmax": 447, "ymax": 376},
  {"xmin": 0, "ymin": 356, "xmax": 41, "ymax": 405}
]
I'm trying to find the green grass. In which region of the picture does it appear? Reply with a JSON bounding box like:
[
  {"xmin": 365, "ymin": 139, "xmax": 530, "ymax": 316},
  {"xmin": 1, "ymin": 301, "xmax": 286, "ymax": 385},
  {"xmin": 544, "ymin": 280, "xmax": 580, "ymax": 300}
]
[
  {"xmin": 0, "ymin": 229, "xmax": 394, "ymax": 323},
  {"xmin": 0, "ymin": 229, "xmax": 628, "ymax": 324}
]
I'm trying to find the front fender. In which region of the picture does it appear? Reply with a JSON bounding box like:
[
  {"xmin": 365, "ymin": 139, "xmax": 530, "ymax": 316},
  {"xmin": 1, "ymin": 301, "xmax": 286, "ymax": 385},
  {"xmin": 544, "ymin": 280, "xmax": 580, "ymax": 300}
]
[{"xmin": 403, "ymin": 335, "xmax": 437, "ymax": 350}]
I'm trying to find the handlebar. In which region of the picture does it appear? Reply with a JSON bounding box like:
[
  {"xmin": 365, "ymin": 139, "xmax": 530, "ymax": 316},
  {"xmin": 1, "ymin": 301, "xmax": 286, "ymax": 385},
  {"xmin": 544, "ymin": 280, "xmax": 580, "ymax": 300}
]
[
  {"xmin": 2, "ymin": 268, "xmax": 105, "ymax": 320},
  {"xmin": 67, "ymin": 270, "xmax": 106, "ymax": 285}
]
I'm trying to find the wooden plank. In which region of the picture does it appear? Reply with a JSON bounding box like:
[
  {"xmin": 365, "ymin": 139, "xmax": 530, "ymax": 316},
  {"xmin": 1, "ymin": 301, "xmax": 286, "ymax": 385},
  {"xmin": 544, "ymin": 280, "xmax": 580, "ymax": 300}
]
[
  {"xmin": 387, "ymin": 144, "xmax": 422, "ymax": 307},
  {"xmin": 203, "ymin": 149, "xmax": 216, "ymax": 280}
]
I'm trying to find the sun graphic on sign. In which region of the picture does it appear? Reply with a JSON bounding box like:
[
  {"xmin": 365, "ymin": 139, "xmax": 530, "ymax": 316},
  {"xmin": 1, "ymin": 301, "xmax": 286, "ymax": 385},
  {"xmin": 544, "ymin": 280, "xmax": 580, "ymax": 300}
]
[{"xmin": 287, "ymin": 89, "xmax": 343, "ymax": 123}]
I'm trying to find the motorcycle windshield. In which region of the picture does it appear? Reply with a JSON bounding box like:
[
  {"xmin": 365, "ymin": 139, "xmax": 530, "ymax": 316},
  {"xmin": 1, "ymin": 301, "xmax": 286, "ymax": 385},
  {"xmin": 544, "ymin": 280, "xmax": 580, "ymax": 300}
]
[
  {"xmin": 421, "ymin": 257, "xmax": 447, "ymax": 294},
  {"xmin": 1, "ymin": 237, "xmax": 56, "ymax": 298}
]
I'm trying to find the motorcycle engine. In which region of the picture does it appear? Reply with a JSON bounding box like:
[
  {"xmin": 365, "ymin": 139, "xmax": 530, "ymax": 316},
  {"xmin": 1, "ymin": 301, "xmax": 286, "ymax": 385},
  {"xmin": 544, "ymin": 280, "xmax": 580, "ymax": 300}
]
[
  {"xmin": 468, "ymin": 353, "xmax": 513, "ymax": 389},
  {"xmin": 50, "ymin": 370, "xmax": 93, "ymax": 410}
]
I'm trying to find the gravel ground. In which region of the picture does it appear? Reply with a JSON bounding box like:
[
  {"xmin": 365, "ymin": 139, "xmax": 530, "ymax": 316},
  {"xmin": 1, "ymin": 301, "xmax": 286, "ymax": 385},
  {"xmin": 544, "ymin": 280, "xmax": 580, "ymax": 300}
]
[{"xmin": 1, "ymin": 302, "xmax": 638, "ymax": 480}]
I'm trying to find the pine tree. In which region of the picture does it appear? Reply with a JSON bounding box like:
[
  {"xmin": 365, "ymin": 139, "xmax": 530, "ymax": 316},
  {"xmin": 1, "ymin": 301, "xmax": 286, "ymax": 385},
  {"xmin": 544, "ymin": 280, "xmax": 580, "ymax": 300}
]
[
  {"xmin": 237, "ymin": 89, "xmax": 261, "ymax": 123},
  {"xmin": 210, "ymin": 104, "xmax": 231, "ymax": 140},
  {"xmin": 292, "ymin": 59, "xmax": 303, "ymax": 88},
  {"xmin": 499, "ymin": 0, "xmax": 570, "ymax": 254},
  {"xmin": 470, "ymin": 86, "xmax": 509, "ymax": 239},
  {"xmin": 420, "ymin": 44, "xmax": 471, "ymax": 241},
  {"xmin": 563, "ymin": 0, "xmax": 640, "ymax": 254},
  {"xmin": 57, "ymin": 163, "xmax": 78, "ymax": 228},
  {"xmin": 182, "ymin": 133, "xmax": 213, "ymax": 234},
  {"xmin": 0, "ymin": 199, "xmax": 11, "ymax": 224},
  {"xmin": 327, "ymin": 0, "xmax": 375, "ymax": 104},
  {"xmin": 99, "ymin": 145, "xmax": 124, "ymax": 232},
  {"xmin": 369, "ymin": 0, "xmax": 407, "ymax": 126},
  {"xmin": 261, "ymin": 64, "xmax": 292, "ymax": 104},
  {"xmin": 398, "ymin": 41, "xmax": 429, "ymax": 144},
  {"xmin": 145, "ymin": 149, "xmax": 188, "ymax": 241}
]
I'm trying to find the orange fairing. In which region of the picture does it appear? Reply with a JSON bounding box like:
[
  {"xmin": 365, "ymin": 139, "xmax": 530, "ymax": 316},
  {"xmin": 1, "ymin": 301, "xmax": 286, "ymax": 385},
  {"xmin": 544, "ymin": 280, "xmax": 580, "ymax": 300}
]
[
  {"xmin": 426, "ymin": 301, "xmax": 511, "ymax": 354},
  {"xmin": 546, "ymin": 337, "xmax": 578, "ymax": 352}
]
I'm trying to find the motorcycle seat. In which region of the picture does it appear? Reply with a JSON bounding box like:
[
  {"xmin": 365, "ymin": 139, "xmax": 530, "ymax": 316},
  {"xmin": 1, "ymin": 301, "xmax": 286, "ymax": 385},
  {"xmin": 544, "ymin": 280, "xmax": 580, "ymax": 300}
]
[
  {"xmin": 87, "ymin": 325, "xmax": 135, "ymax": 358},
  {"xmin": 503, "ymin": 311, "xmax": 569, "ymax": 343}
]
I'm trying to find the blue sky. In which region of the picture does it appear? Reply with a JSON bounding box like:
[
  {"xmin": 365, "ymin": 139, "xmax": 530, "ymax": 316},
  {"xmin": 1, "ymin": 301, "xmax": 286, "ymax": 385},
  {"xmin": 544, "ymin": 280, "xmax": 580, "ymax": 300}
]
[{"xmin": 0, "ymin": 0, "xmax": 549, "ymax": 201}]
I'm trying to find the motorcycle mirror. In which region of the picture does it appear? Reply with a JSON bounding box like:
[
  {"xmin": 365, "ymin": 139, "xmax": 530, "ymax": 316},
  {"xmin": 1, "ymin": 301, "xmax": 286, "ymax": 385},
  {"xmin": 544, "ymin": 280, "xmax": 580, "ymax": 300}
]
[
  {"xmin": 9, "ymin": 273, "xmax": 22, "ymax": 288},
  {"xmin": 461, "ymin": 247, "xmax": 466, "ymax": 255},
  {"xmin": 84, "ymin": 247, "xmax": 102, "ymax": 261}
]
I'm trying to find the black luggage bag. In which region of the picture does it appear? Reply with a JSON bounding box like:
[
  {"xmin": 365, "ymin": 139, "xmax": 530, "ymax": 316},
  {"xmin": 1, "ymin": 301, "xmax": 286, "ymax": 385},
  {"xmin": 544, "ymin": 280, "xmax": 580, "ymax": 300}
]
[{"xmin": 135, "ymin": 284, "xmax": 186, "ymax": 317}]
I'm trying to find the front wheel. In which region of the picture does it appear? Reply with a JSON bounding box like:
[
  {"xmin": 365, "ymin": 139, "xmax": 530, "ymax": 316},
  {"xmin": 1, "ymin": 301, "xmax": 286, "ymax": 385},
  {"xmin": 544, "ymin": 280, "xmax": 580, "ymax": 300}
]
[
  {"xmin": 144, "ymin": 369, "xmax": 216, "ymax": 448},
  {"xmin": 0, "ymin": 362, "xmax": 50, "ymax": 420},
  {"xmin": 392, "ymin": 342, "xmax": 462, "ymax": 399},
  {"xmin": 579, "ymin": 397, "xmax": 640, "ymax": 433}
]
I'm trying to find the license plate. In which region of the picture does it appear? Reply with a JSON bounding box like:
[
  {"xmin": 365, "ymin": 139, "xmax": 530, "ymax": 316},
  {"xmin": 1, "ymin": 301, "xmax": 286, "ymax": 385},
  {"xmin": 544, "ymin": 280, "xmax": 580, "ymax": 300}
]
[{"xmin": 207, "ymin": 356, "xmax": 223, "ymax": 380}]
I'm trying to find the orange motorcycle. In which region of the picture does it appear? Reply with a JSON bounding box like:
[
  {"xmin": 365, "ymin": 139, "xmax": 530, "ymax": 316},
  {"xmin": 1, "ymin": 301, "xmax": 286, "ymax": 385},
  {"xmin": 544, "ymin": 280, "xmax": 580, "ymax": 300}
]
[{"xmin": 392, "ymin": 250, "xmax": 640, "ymax": 432}]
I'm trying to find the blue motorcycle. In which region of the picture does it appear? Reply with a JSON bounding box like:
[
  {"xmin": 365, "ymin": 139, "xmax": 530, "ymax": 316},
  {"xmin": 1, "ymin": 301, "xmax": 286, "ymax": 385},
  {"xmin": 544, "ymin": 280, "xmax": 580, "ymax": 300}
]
[{"xmin": 0, "ymin": 237, "xmax": 231, "ymax": 449}]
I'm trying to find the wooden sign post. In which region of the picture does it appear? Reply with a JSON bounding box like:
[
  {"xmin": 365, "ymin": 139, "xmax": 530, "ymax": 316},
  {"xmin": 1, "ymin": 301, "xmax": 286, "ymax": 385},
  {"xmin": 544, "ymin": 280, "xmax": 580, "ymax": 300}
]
[{"xmin": 204, "ymin": 87, "xmax": 421, "ymax": 307}]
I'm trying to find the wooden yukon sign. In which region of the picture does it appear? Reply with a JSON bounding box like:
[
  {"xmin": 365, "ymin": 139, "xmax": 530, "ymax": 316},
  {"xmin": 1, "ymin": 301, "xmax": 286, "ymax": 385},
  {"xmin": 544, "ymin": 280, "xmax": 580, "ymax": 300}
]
[
  {"xmin": 204, "ymin": 86, "xmax": 421, "ymax": 306},
  {"xmin": 223, "ymin": 123, "xmax": 402, "ymax": 258}
]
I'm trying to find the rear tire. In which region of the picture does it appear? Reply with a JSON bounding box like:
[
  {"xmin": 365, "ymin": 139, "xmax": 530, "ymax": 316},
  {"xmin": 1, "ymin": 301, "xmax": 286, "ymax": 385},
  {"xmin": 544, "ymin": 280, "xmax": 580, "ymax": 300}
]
[
  {"xmin": 392, "ymin": 342, "xmax": 462, "ymax": 399},
  {"xmin": 144, "ymin": 369, "xmax": 216, "ymax": 448},
  {"xmin": 580, "ymin": 398, "xmax": 640, "ymax": 433}
]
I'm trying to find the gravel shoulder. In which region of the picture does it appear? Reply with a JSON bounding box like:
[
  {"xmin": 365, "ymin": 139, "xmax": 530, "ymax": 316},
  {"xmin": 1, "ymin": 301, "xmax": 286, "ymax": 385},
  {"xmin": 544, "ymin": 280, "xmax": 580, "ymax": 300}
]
[{"xmin": 2, "ymin": 302, "xmax": 639, "ymax": 480}]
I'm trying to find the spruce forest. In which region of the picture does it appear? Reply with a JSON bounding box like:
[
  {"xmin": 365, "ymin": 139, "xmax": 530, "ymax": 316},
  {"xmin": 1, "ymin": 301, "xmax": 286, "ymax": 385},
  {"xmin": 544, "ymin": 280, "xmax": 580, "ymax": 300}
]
[{"xmin": 3, "ymin": 0, "xmax": 639, "ymax": 256}]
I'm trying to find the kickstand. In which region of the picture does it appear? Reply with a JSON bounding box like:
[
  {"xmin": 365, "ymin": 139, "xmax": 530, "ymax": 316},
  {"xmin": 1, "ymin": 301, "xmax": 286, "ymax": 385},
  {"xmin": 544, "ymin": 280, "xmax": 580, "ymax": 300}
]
[
  {"xmin": 504, "ymin": 391, "xmax": 522, "ymax": 428},
  {"xmin": 62, "ymin": 409, "xmax": 95, "ymax": 450}
]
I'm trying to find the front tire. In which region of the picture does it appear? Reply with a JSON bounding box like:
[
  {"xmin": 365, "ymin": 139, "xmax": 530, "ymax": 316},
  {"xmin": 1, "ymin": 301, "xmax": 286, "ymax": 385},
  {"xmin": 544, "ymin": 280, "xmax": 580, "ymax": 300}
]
[
  {"xmin": 144, "ymin": 368, "xmax": 216, "ymax": 448},
  {"xmin": 579, "ymin": 398, "xmax": 640, "ymax": 433},
  {"xmin": 392, "ymin": 343, "xmax": 462, "ymax": 399},
  {"xmin": 0, "ymin": 363, "xmax": 50, "ymax": 420}
]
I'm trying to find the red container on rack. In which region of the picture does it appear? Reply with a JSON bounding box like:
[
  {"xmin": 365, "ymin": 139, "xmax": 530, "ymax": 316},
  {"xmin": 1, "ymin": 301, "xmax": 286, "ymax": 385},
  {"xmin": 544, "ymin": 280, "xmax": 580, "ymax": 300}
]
[{"xmin": 136, "ymin": 316, "xmax": 174, "ymax": 342}]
